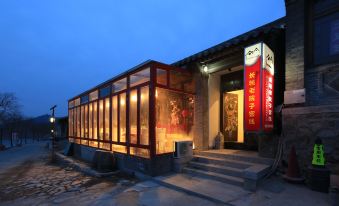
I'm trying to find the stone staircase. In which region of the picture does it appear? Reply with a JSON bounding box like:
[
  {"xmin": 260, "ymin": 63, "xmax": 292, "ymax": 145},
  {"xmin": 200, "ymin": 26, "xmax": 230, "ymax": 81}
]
[{"xmin": 182, "ymin": 150, "xmax": 274, "ymax": 190}]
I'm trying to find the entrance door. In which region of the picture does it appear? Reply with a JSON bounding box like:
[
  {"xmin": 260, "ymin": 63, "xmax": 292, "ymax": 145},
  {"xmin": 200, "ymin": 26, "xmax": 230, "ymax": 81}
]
[
  {"xmin": 223, "ymin": 90, "xmax": 244, "ymax": 143},
  {"xmin": 220, "ymin": 70, "xmax": 254, "ymax": 150}
]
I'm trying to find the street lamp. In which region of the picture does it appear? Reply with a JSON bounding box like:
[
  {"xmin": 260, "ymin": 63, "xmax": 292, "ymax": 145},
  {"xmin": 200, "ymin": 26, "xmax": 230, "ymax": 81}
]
[
  {"xmin": 49, "ymin": 117, "xmax": 55, "ymax": 123},
  {"xmin": 50, "ymin": 105, "xmax": 57, "ymax": 162}
]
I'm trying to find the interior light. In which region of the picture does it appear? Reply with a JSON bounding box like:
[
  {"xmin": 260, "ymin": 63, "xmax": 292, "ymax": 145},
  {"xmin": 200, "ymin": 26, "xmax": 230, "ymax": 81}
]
[
  {"xmin": 120, "ymin": 99, "xmax": 125, "ymax": 106},
  {"xmin": 155, "ymin": 89, "xmax": 158, "ymax": 98},
  {"xmin": 131, "ymin": 94, "xmax": 137, "ymax": 102}
]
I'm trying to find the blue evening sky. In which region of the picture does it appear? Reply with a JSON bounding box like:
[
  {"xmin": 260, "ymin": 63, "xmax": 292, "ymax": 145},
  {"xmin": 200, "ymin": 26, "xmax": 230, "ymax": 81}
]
[{"xmin": 0, "ymin": 0, "xmax": 285, "ymax": 117}]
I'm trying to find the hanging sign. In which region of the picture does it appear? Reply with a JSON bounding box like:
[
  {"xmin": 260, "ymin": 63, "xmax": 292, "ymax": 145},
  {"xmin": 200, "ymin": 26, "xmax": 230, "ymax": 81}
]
[{"xmin": 244, "ymin": 42, "xmax": 274, "ymax": 132}]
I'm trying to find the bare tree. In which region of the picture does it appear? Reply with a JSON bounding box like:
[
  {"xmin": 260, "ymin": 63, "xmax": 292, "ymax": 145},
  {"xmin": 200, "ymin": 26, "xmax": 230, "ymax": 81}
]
[
  {"xmin": 0, "ymin": 92, "xmax": 21, "ymax": 124},
  {"xmin": 0, "ymin": 92, "xmax": 22, "ymax": 146}
]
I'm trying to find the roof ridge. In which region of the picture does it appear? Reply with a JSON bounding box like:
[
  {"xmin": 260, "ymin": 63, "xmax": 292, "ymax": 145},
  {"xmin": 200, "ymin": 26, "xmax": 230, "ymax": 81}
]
[{"xmin": 172, "ymin": 17, "xmax": 285, "ymax": 66}]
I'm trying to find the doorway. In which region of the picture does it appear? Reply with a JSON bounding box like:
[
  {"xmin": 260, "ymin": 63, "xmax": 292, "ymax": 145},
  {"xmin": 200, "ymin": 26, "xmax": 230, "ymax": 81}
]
[
  {"xmin": 223, "ymin": 89, "xmax": 244, "ymax": 143},
  {"xmin": 220, "ymin": 70, "xmax": 250, "ymax": 150}
]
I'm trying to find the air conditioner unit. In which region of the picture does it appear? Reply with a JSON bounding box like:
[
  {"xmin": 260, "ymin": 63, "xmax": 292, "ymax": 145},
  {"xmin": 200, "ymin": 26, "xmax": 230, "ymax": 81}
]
[{"xmin": 173, "ymin": 141, "xmax": 193, "ymax": 158}]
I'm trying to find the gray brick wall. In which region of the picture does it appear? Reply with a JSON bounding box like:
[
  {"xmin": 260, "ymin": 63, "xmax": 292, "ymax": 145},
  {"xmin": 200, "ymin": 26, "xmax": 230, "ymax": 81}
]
[{"xmin": 285, "ymin": 0, "xmax": 305, "ymax": 91}]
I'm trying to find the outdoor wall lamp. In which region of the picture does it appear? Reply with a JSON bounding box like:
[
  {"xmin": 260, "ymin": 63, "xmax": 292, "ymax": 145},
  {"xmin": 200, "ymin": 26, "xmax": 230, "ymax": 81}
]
[{"xmin": 202, "ymin": 65, "xmax": 208, "ymax": 73}]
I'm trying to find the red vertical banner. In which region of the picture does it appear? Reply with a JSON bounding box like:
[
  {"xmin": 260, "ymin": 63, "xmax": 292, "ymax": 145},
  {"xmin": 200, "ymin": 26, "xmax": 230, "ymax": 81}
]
[
  {"xmin": 262, "ymin": 44, "xmax": 274, "ymax": 132},
  {"xmin": 244, "ymin": 43, "xmax": 274, "ymax": 132},
  {"xmin": 244, "ymin": 58, "xmax": 261, "ymax": 131},
  {"xmin": 262, "ymin": 70, "xmax": 274, "ymax": 131}
]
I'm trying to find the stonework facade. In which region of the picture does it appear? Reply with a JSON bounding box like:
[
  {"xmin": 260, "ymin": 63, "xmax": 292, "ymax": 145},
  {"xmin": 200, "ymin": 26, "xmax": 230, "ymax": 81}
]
[
  {"xmin": 282, "ymin": 0, "xmax": 339, "ymax": 175},
  {"xmin": 282, "ymin": 105, "xmax": 339, "ymax": 174}
]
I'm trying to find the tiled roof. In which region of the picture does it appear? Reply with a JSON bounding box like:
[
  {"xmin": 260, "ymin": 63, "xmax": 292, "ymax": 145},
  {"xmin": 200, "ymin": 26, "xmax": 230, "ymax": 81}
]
[{"xmin": 172, "ymin": 17, "xmax": 285, "ymax": 67}]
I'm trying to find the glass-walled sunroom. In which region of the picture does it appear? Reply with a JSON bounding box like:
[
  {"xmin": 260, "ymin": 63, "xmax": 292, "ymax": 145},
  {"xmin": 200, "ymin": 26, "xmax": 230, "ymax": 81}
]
[{"xmin": 68, "ymin": 61, "xmax": 195, "ymax": 159}]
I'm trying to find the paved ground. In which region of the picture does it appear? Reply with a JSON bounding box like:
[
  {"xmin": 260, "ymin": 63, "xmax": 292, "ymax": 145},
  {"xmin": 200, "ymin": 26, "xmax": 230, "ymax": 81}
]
[
  {"xmin": 0, "ymin": 143, "xmax": 334, "ymax": 206},
  {"xmin": 0, "ymin": 143, "xmax": 221, "ymax": 206},
  {"xmin": 155, "ymin": 173, "xmax": 332, "ymax": 206}
]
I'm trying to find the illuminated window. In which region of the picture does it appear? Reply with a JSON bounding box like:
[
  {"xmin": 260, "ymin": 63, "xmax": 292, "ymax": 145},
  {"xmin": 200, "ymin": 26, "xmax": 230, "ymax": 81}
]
[
  {"xmin": 170, "ymin": 70, "xmax": 195, "ymax": 93},
  {"xmin": 140, "ymin": 86, "xmax": 149, "ymax": 145},
  {"xmin": 93, "ymin": 101, "xmax": 98, "ymax": 140},
  {"xmin": 99, "ymin": 100, "xmax": 104, "ymax": 140},
  {"xmin": 119, "ymin": 93, "xmax": 126, "ymax": 143},
  {"xmin": 81, "ymin": 105, "xmax": 85, "ymax": 138},
  {"xmin": 130, "ymin": 147, "xmax": 149, "ymax": 158},
  {"xmin": 104, "ymin": 97, "xmax": 110, "ymax": 141},
  {"xmin": 112, "ymin": 144, "xmax": 127, "ymax": 154},
  {"xmin": 156, "ymin": 69, "xmax": 167, "ymax": 86},
  {"xmin": 89, "ymin": 103, "xmax": 93, "ymax": 138},
  {"xmin": 130, "ymin": 68, "xmax": 150, "ymax": 87},
  {"xmin": 130, "ymin": 89, "xmax": 138, "ymax": 144},
  {"xmin": 112, "ymin": 95, "xmax": 118, "ymax": 142},
  {"xmin": 155, "ymin": 88, "xmax": 194, "ymax": 154},
  {"xmin": 84, "ymin": 104, "xmax": 88, "ymax": 138},
  {"xmin": 77, "ymin": 107, "xmax": 81, "ymax": 138},
  {"xmin": 99, "ymin": 142, "xmax": 110, "ymax": 150}
]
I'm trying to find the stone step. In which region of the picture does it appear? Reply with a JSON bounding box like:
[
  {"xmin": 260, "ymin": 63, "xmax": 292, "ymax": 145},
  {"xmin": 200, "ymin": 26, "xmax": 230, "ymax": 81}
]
[
  {"xmin": 193, "ymin": 155, "xmax": 252, "ymax": 169},
  {"xmin": 194, "ymin": 150, "xmax": 274, "ymax": 165},
  {"xmin": 187, "ymin": 161, "xmax": 244, "ymax": 178},
  {"xmin": 182, "ymin": 167, "xmax": 244, "ymax": 187}
]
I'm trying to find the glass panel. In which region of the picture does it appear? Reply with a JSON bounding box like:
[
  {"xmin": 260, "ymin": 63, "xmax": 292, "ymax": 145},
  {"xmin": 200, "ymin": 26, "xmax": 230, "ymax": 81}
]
[
  {"xmin": 84, "ymin": 105, "xmax": 88, "ymax": 138},
  {"xmin": 89, "ymin": 104, "xmax": 93, "ymax": 138},
  {"xmin": 130, "ymin": 147, "xmax": 149, "ymax": 158},
  {"xmin": 100, "ymin": 86, "xmax": 111, "ymax": 98},
  {"xmin": 81, "ymin": 95, "xmax": 89, "ymax": 104},
  {"xmin": 99, "ymin": 142, "xmax": 110, "ymax": 150},
  {"xmin": 156, "ymin": 69, "xmax": 167, "ymax": 86},
  {"xmin": 155, "ymin": 88, "xmax": 194, "ymax": 154},
  {"xmin": 112, "ymin": 96, "xmax": 118, "ymax": 142},
  {"xmin": 68, "ymin": 109, "xmax": 73, "ymax": 136},
  {"xmin": 89, "ymin": 90, "xmax": 98, "ymax": 101},
  {"xmin": 129, "ymin": 89, "xmax": 138, "ymax": 144},
  {"xmin": 81, "ymin": 105, "xmax": 85, "ymax": 138},
  {"xmin": 68, "ymin": 101, "xmax": 74, "ymax": 108},
  {"xmin": 82, "ymin": 139, "xmax": 88, "ymax": 145},
  {"xmin": 104, "ymin": 98, "xmax": 110, "ymax": 141},
  {"xmin": 169, "ymin": 70, "xmax": 195, "ymax": 93},
  {"xmin": 93, "ymin": 102, "xmax": 98, "ymax": 140},
  {"xmin": 314, "ymin": 12, "xmax": 339, "ymax": 65},
  {"xmin": 119, "ymin": 93, "xmax": 126, "ymax": 143},
  {"xmin": 130, "ymin": 68, "xmax": 150, "ymax": 87},
  {"xmin": 140, "ymin": 86, "xmax": 149, "ymax": 145},
  {"xmin": 113, "ymin": 78, "xmax": 127, "ymax": 93},
  {"xmin": 99, "ymin": 100, "xmax": 104, "ymax": 140},
  {"xmin": 74, "ymin": 98, "xmax": 80, "ymax": 106},
  {"xmin": 112, "ymin": 144, "xmax": 127, "ymax": 153},
  {"xmin": 74, "ymin": 107, "xmax": 80, "ymax": 137}
]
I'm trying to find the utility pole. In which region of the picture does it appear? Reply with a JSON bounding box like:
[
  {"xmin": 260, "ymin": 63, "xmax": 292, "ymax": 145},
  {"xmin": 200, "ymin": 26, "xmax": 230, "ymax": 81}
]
[{"xmin": 50, "ymin": 105, "xmax": 57, "ymax": 162}]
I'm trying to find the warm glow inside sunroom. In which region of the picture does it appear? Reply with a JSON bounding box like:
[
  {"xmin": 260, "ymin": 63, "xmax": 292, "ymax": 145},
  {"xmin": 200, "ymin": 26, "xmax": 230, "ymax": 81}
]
[{"xmin": 68, "ymin": 60, "xmax": 195, "ymax": 159}]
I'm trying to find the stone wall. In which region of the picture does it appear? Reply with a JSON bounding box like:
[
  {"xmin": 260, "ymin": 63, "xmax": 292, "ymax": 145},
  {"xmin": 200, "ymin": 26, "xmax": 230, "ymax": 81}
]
[
  {"xmin": 305, "ymin": 63, "xmax": 339, "ymax": 106},
  {"xmin": 192, "ymin": 64, "xmax": 209, "ymax": 150},
  {"xmin": 285, "ymin": 0, "xmax": 305, "ymax": 91},
  {"xmin": 282, "ymin": 104, "xmax": 339, "ymax": 174}
]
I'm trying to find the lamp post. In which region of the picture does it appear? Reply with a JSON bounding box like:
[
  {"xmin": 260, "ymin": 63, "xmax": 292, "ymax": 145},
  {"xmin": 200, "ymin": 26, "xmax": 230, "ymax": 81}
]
[{"xmin": 50, "ymin": 105, "xmax": 57, "ymax": 162}]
